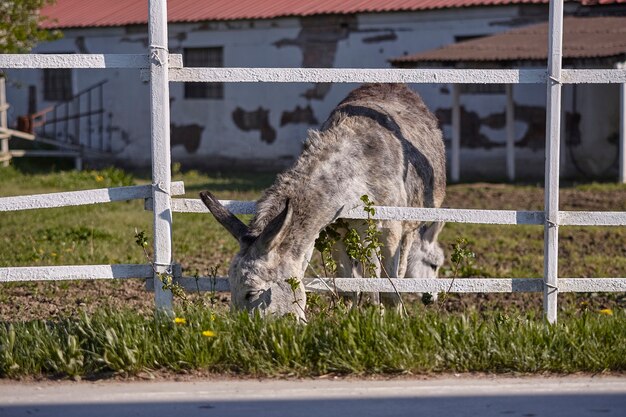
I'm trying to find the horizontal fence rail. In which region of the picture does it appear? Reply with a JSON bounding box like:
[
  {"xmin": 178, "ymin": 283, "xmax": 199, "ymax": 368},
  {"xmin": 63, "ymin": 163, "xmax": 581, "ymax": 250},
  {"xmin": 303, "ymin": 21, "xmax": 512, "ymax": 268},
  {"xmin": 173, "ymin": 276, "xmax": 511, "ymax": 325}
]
[
  {"xmin": 0, "ymin": 54, "xmax": 182, "ymax": 69},
  {"xmin": 156, "ymin": 198, "xmax": 626, "ymax": 226},
  {"xmin": 0, "ymin": 264, "xmax": 154, "ymax": 282},
  {"xmin": 164, "ymin": 68, "xmax": 626, "ymax": 84},
  {"xmin": 0, "ymin": 181, "xmax": 184, "ymax": 211},
  {"xmin": 145, "ymin": 277, "xmax": 626, "ymax": 294},
  {"xmin": 0, "ymin": 60, "xmax": 616, "ymax": 84},
  {"xmin": 558, "ymin": 211, "xmax": 626, "ymax": 226}
]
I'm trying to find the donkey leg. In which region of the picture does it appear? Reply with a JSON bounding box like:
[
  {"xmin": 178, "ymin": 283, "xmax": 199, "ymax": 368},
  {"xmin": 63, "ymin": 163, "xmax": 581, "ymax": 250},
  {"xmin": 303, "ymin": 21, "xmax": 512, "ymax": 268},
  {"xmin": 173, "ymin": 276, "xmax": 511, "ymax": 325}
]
[
  {"xmin": 332, "ymin": 239, "xmax": 360, "ymax": 308},
  {"xmin": 379, "ymin": 223, "xmax": 404, "ymax": 310}
]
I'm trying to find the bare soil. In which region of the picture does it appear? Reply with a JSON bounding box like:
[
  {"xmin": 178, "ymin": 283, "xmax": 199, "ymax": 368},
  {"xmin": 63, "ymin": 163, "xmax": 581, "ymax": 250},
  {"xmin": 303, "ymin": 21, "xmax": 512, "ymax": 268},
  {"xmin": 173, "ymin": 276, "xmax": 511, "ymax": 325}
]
[{"xmin": 1, "ymin": 183, "xmax": 624, "ymax": 322}]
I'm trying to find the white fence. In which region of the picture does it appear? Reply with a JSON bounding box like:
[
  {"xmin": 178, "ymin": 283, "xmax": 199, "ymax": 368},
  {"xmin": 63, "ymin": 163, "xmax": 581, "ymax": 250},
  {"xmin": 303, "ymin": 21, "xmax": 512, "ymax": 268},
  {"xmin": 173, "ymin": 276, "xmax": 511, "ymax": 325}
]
[{"xmin": 1, "ymin": 0, "xmax": 625, "ymax": 323}]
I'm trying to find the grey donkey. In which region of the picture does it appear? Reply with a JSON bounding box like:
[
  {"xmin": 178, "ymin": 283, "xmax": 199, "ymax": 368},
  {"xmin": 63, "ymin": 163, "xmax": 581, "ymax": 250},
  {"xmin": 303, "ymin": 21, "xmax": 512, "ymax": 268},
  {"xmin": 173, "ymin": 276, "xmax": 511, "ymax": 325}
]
[
  {"xmin": 406, "ymin": 222, "xmax": 446, "ymax": 302},
  {"xmin": 200, "ymin": 84, "xmax": 446, "ymax": 320}
]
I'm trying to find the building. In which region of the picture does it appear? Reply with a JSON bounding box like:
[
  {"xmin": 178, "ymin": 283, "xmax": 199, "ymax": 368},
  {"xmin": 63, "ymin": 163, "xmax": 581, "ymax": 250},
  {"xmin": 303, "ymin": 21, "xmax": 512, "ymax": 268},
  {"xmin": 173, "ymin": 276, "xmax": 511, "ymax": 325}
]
[
  {"xmin": 3, "ymin": 0, "xmax": 625, "ymax": 178},
  {"xmin": 391, "ymin": 16, "xmax": 626, "ymax": 181}
]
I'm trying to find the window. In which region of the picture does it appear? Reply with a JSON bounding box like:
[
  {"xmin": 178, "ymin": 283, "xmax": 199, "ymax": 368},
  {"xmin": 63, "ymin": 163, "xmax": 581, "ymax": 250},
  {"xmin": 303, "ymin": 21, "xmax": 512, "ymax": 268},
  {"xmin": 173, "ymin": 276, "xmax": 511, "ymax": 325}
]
[
  {"xmin": 183, "ymin": 47, "xmax": 224, "ymax": 99},
  {"xmin": 43, "ymin": 69, "xmax": 73, "ymax": 101}
]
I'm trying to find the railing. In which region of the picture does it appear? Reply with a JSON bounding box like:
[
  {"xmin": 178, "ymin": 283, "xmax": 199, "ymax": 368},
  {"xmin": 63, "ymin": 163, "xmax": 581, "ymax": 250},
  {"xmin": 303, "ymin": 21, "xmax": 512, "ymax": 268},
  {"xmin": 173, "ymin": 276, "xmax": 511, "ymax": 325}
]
[
  {"xmin": 0, "ymin": 0, "xmax": 624, "ymax": 323},
  {"xmin": 34, "ymin": 80, "xmax": 109, "ymax": 152}
]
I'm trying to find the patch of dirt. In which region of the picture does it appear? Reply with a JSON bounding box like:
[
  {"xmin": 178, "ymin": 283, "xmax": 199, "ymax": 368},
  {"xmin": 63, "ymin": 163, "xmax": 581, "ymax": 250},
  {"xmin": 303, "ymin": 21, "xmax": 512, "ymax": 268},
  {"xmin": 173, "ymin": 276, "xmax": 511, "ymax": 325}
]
[
  {"xmin": 445, "ymin": 182, "xmax": 626, "ymax": 211},
  {"xmin": 1, "ymin": 183, "xmax": 624, "ymax": 322},
  {"xmin": 0, "ymin": 279, "xmax": 230, "ymax": 322}
]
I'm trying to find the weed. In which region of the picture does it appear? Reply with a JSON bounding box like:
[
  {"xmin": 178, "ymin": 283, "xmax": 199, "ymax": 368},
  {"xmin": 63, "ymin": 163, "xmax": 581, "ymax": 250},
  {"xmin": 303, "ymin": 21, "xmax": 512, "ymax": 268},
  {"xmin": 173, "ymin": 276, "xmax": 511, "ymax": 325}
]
[
  {"xmin": 206, "ymin": 266, "xmax": 220, "ymax": 307},
  {"xmin": 134, "ymin": 229, "xmax": 189, "ymax": 306},
  {"xmin": 438, "ymin": 237, "xmax": 476, "ymax": 309},
  {"xmin": 285, "ymin": 277, "xmax": 307, "ymax": 321},
  {"xmin": 312, "ymin": 195, "xmax": 405, "ymax": 312}
]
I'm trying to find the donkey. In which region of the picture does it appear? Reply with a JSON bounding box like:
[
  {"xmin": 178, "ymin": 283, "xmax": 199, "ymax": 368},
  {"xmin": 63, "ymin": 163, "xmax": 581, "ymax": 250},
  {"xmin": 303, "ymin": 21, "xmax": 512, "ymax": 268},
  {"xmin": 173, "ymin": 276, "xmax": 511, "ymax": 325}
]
[
  {"xmin": 200, "ymin": 83, "xmax": 446, "ymax": 320},
  {"xmin": 405, "ymin": 222, "xmax": 446, "ymax": 302}
]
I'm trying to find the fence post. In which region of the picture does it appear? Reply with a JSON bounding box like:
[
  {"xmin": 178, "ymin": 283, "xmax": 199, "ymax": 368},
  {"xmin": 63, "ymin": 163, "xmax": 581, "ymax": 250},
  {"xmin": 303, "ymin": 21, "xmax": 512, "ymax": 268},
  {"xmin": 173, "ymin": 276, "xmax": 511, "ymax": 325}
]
[
  {"xmin": 451, "ymin": 84, "xmax": 460, "ymax": 182},
  {"xmin": 505, "ymin": 84, "xmax": 515, "ymax": 181},
  {"xmin": 148, "ymin": 0, "xmax": 173, "ymax": 312},
  {"xmin": 0, "ymin": 77, "xmax": 9, "ymax": 167},
  {"xmin": 618, "ymin": 62, "xmax": 626, "ymax": 184},
  {"xmin": 543, "ymin": 0, "xmax": 564, "ymax": 324}
]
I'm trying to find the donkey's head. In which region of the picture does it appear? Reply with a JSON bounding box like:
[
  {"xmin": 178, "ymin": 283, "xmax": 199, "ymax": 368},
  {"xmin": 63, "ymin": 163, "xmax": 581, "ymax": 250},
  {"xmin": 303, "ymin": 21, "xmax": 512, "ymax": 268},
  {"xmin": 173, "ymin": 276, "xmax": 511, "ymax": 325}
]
[
  {"xmin": 406, "ymin": 222, "xmax": 445, "ymax": 279},
  {"xmin": 200, "ymin": 191, "xmax": 307, "ymax": 321}
]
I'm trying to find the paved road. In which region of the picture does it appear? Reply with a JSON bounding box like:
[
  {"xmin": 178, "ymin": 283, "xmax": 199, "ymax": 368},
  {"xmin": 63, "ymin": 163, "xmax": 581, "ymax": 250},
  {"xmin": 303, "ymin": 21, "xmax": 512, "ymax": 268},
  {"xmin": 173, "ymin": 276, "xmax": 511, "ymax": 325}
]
[{"xmin": 0, "ymin": 376, "xmax": 624, "ymax": 417}]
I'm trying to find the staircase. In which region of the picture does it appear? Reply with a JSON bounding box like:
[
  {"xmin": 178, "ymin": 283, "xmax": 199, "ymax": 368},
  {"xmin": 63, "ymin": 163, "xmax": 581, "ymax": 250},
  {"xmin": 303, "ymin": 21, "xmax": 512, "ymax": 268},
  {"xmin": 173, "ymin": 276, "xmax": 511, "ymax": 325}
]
[{"xmin": 1, "ymin": 78, "xmax": 112, "ymax": 169}]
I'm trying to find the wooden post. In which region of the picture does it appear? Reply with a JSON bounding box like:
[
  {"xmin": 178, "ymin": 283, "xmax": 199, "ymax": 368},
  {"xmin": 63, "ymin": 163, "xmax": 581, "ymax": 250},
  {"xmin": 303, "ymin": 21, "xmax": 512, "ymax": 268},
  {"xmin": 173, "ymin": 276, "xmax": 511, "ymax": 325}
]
[
  {"xmin": 148, "ymin": 0, "xmax": 173, "ymax": 312},
  {"xmin": 543, "ymin": 0, "xmax": 564, "ymax": 324},
  {"xmin": 505, "ymin": 84, "xmax": 515, "ymax": 181},
  {"xmin": 451, "ymin": 84, "xmax": 461, "ymax": 182}
]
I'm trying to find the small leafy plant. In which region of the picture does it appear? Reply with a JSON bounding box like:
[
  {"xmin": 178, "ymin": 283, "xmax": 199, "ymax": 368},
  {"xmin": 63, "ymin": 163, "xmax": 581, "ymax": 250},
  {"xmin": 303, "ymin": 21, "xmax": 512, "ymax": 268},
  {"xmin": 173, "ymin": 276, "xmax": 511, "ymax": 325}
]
[
  {"xmin": 285, "ymin": 277, "xmax": 307, "ymax": 320},
  {"xmin": 312, "ymin": 195, "xmax": 405, "ymax": 312},
  {"xmin": 134, "ymin": 229, "xmax": 189, "ymax": 306},
  {"xmin": 438, "ymin": 237, "xmax": 476, "ymax": 309}
]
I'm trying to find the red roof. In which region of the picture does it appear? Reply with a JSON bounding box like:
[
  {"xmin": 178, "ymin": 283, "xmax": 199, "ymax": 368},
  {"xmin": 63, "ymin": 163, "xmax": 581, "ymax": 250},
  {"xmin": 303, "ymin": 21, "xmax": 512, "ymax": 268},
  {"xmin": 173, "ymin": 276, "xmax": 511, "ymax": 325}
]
[
  {"xmin": 390, "ymin": 16, "xmax": 626, "ymax": 65},
  {"xmin": 40, "ymin": 0, "xmax": 556, "ymax": 29}
]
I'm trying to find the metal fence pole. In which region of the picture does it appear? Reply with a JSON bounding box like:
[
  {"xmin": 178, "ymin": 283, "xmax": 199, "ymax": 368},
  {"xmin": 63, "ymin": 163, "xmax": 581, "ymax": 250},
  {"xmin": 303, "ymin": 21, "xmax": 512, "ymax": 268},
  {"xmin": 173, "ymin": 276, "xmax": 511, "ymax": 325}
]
[
  {"xmin": 543, "ymin": 0, "xmax": 564, "ymax": 324},
  {"xmin": 0, "ymin": 77, "xmax": 9, "ymax": 167},
  {"xmin": 505, "ymin": 84, "xmax": 515, "ymax": 181},
  {"xmin": 148, "ymin": 0, "xmax": 173, "ymax": 312},
  {"xmin": 451, "ymin": 84, "xmax": 461, "ymax": 182},
  {"xmin": 617, "ymin": 62, "xmax": 626, "ymax": 184}
]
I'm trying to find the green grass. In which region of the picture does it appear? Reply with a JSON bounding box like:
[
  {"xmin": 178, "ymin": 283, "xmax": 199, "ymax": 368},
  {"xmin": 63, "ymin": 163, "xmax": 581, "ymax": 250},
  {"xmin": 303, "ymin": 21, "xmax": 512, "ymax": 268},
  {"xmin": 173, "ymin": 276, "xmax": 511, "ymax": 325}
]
[
  {"xmin": 0, "ymin": 166, "xmax": 624, "ymax": 378},
  {"xmin": 0, "ymin": 307, "xmax": 623, "ymax": 378},
  {"xmin": 0, "ymin": 166, "xmax": 274, "ymax": 271}
]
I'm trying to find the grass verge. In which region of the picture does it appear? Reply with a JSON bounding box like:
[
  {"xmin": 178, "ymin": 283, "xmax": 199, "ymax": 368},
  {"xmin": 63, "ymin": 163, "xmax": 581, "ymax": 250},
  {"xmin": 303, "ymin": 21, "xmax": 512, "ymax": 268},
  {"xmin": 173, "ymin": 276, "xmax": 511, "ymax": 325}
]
[{"xmin": 1, "ymin": 307, "xmax": 623, "ymax": 379}]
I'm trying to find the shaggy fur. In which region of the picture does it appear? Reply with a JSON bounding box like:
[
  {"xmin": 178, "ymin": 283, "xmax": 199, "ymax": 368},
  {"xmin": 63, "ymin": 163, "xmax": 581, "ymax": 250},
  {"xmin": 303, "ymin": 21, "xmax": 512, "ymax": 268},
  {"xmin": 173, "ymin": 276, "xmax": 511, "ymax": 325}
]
[{"xmin": 202, "ymin": 84, "xmax": 446, "ymax": 319}]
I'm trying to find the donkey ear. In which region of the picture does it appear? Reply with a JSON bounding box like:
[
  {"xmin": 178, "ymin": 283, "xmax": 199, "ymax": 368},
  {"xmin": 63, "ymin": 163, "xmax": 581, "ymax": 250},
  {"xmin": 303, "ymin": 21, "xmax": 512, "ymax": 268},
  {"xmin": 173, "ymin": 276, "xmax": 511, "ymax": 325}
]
[
  {"xmin": 421, "ymin": 222, "xmax": 445, "ymax": 243},
  {"xmin": 199, "ymin": 191, "xmax": 249, "ymax": 244},
  {"xmin": 254, "ymin": 199, "xmax": 292, "ymax": 254}
]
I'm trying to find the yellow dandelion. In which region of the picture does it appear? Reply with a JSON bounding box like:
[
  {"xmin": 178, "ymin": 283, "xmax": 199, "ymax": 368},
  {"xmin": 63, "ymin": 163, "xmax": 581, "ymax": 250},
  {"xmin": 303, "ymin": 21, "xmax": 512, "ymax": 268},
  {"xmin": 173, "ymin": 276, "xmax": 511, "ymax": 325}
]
[
  {"xmin": 95, "ymin": 175, "xmax": 104, "ymax": 182},
  {"xmin": 599, "ymin": 309, "xmax": 613, "ymax": 316},
  {"xmin": 202, "ymin": 330, "xmax": 216, "ymax": 337},
  {"xmin": 173, "ymin": 317, "xmax": 187, "ymax": 324}
]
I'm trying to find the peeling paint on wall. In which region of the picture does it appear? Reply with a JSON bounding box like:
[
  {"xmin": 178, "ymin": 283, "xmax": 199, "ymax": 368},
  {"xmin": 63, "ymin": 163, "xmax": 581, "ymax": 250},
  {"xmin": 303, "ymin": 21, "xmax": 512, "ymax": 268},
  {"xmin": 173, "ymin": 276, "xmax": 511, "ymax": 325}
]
[
  {"xmin": 274, "ymin": 15, "xmax": 357, "ymax": 100},
  {"xmin": 436, "ymin": 104, "xmax": 560, "ymax": 150},
  {"xmin": 120, "ymin": 37, "xmax": 149, "ymax": 48},
  {"xmin": 301, "ymin": 84, "xmax": 332, "ymax": 101},
  {"xmin": 362, "ymin": 30, "xmax": 398, "ymax": 44},
  {"xmin": 280, "ymin": 105, "xmax": 318, "ymax": 126},
  {"xmin": 232, "ymin": 107, "xmax": 277, "ymax": 144},
  {"xmin": 120, "ymin": 26, "xmax": 149, "ymax": 49},
  {"xmin": 171, "ymin": 123, "xmax": 204, "ymax": 153},
  {"xmin": 75, "ymin": 37, "xmax": 89, "ymax": 53},
  {"xmin": 436, "ymin": 107, "xmax": 500, "ymax": 148},
  {"xmin": 194, "ymin": 21, "xmax": 257, "ymax": 31}
]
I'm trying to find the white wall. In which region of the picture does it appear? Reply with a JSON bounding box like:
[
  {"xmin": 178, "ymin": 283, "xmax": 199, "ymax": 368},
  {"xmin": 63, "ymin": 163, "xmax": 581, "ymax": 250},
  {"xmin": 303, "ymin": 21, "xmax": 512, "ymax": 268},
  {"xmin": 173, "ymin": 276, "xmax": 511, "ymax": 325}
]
[{"xmin": 8, "ymin": 5, "xmax": 616, "ymax": 179}]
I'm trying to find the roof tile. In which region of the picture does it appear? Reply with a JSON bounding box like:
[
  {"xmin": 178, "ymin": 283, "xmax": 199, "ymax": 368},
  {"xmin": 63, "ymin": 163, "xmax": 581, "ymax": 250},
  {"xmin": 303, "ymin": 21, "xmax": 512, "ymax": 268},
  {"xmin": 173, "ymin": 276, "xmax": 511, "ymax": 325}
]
[
  {"xmin": 40, "ymin": 0, "xmax": 550, "ymax": 29},
  {"xmin": 390, "ymin": 16, "xmax": 626, "ymax": 64}
]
